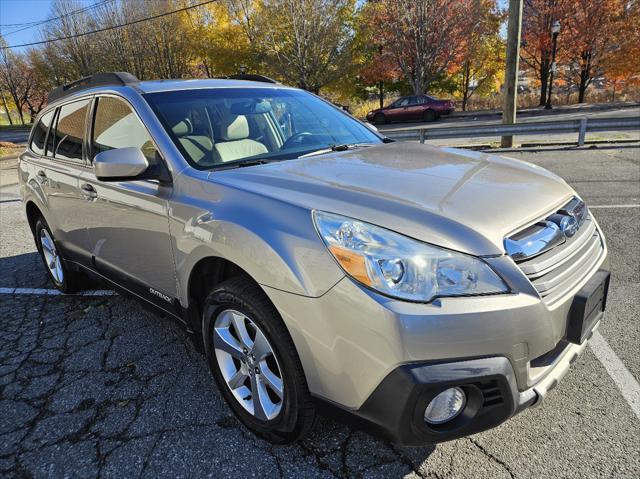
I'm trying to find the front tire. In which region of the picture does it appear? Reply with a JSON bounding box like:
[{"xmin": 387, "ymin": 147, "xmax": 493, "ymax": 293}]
[
  {"xmin": 373, "ymin": 113, "xmax": 387, "ymax": 125},
  {"xmin": 34, "ymin": 217, "xmax": 81, "ymax": 293},
  {"xmin": 202, "ymin": 277, "xmax": 316, "ymax": 443}
]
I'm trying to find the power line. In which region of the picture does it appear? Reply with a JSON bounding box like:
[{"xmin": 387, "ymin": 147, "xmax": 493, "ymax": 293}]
[
  {"xmin": 1, "ymin": 21, "xmax": 42, "ymax": 28},
  {"xmin": 0, "ymin": 0, "xmax": 114, "ymax": 36},
  {"xmin": 2, "ymin": 0, "xmax": 218, "ymax": 49}
]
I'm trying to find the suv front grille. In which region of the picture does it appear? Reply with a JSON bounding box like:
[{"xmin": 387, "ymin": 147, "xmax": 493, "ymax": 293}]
[{"xmin": 507, "ymin": 201, "xmax": 605, "ymax": 306}]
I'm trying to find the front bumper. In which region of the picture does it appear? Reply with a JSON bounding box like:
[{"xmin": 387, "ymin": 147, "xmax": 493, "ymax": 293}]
[
  {"xmin": 261, "ymin": 225, "xmax": 608, "ymax": 444},
  {"xmin": 315, "ymin": 321, "xmax": 598, "ymax": 445}
]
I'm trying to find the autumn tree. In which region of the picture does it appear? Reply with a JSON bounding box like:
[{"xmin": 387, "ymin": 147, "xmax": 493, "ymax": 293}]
[
  {"xmin": 252, "ymin": 0, "xmax": 358, "ymax": 93},
  {"xmin": 22, "ymin": 49, "xmax": 53, "ymax": 117},
  {"xmin": 601, "ymin": 0, "xmax": 640, "ymax": 100},
  {"xmin": 358, "ymin": 1, "xmax": 403, "ymax": 107},
  {"xmin": 562, "ymin": 0, "xmax": 625, "ymax": 103},
  {"xmin": 0, "ymin": 36, "xmax": 29, "ymax": 124},
  {"xmin": 40, "ymin": 0, "xmax": 98, "ymax": 79},
  {"xmin": 456, "ymin": 0, "xmax": 505, "ymax": 111},
  {"xmin": 36, "ymin": 0, "xmax": 195, "ymax": 82},
  {"xmin": 364, "ymin": 0, "xmax": 472, "ymax": 96},
  {"xmin": 185, "ymin": 0, "xmax": 253, "ymax": 77},
  {"xmin": 520, "ymin": 0, "xmax": 570, "ymax": 105}
]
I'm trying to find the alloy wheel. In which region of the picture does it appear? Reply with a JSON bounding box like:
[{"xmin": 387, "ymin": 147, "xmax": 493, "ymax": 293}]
[
  {"xmin": 40, "ymin": 228, "xmax": 63, "ymax": 284},
  {"xmin": 213, "ymin": 309, "xmax": 284, "ymax": 421}
]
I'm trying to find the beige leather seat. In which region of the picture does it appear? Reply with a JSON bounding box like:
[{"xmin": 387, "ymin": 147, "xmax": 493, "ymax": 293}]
[
  {"xmin": 214, "ymin": 115, "xmax": 268, "ymax": 163},
  {"xmin": 172, "ymin": 119, "xmax": 214, "ymax": 165}
]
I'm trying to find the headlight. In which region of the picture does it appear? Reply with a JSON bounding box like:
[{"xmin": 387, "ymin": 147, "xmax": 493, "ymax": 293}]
[{"xmin": 313, "ymin": 211, "xmax": 509, "ymax": 302}]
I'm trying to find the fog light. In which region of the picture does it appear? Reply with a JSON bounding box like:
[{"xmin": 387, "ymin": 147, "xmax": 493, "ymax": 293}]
[{"xmin": 424, "ymin": 387, "xmax": 466, "ymax": 425}]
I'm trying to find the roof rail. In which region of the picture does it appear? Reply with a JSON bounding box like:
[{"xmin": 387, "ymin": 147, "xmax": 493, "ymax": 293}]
[
  {"xmin": 225, "ymin": 74, "xmax": 280, "ymax": 84},
  {"xmin": 47, "ymin": 72, "xmax": 139, "ymax": 104}
]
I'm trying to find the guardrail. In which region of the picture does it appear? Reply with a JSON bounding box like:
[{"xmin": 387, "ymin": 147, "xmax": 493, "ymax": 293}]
[{"xmin": 382, "ymin": 116, "xmax": 640, "ymax": 146}]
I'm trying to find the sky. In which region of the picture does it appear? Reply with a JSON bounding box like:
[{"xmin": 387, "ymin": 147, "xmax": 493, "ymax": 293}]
[{"xmin": 1, "ymin": 0, "xmax": 61, "ymax": 52}]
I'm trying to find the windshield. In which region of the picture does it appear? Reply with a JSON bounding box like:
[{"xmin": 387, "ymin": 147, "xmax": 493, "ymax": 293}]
[{"xmin": 144, "ymin": 87, "xmax": 382, "ymax": 169}]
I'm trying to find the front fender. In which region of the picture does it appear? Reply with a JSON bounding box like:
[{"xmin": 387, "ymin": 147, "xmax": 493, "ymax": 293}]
[{"xmin": 171, "ymin": 177, "xmax": 344, "ymax": 306}]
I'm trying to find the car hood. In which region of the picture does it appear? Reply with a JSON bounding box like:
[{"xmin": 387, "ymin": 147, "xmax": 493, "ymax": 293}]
[{"xmin": 211, "ymin": 143, "xmax": 575, "ymax": 256}]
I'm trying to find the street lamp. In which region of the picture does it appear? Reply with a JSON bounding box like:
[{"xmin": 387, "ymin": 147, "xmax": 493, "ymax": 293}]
[{"xmin": 545, "ymin": 20, "xmax": 561, "ymax": 110}]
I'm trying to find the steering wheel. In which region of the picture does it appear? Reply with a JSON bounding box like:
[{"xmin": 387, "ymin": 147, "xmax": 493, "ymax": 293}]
[{"xmin": 282, "ymin": 131, "xmax": 314, "ymax": 149}]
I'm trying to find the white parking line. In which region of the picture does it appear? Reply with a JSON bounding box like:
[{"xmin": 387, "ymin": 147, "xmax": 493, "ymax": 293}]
[
  {"xmin": 590, "ymin": 204, "xmax": 640, "ymax": 209},
  {"xmin": 0, "ymin": 287, "xmax": 116, "ymax": 296},
  {"xmin": 589, "ymin": 331, "xmax": 640, "ymax": 420}
]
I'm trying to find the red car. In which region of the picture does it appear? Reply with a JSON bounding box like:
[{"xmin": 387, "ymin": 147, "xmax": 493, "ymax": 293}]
[{"xmin": 366, "ymin": 95, "xmax": 455, "ymax": 124}]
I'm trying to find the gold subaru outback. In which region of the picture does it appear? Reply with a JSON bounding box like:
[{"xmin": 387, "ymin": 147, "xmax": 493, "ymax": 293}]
[{"xmin": 20, "ymin": 73, "xmax": 609, "ymax": 445}]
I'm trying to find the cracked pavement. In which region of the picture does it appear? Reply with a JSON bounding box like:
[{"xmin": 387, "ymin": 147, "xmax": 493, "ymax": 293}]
[{"xmin": 1, "ymin": 146, "xmax": 639, "ymax": 478}]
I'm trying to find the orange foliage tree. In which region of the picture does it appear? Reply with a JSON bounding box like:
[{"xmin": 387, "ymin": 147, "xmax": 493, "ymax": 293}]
[
  {"xmin": 456, "ymin": 0, "xmax": 505, "ymax": 111},
  {"xmin": 361, "ymin": 0, "xmax": 473, "ymax": 96},
  {"xmin": 602, "ymin": 1, "xmax": 640, "ymax": 100},
  {"xmin": 563, "ymin": 0, "xmax": 632, "ymax": 103},
  {"xmin": 520, "ymin": 0, "xmax": 571, "ymax": 106}
]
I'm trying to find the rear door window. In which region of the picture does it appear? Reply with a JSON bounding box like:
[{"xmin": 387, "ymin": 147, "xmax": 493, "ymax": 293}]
[
  {"xmin": 30, "ymin": 110, "xmax": 54, "ymax": 155},
  {"xmin": 51, "ymin": 99, "xmax": 91, "ymax": 161}
]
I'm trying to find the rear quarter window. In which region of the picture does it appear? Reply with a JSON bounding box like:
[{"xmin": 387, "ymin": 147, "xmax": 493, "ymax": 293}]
[{"xmin": 30, "ymin": 111, "xmax": 54, "ymax": 155}]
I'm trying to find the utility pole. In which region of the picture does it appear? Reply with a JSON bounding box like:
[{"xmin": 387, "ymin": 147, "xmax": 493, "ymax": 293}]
[{"xmin": 501, "ymin": 0, "xmax": 523, "ymax": 148}]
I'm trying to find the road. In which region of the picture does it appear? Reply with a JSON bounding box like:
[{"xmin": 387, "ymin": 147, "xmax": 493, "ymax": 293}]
[
  {"xmin": 0, "ymin": 129, "xmax": 30, "ymax": 145},
  {"xmin": 1, "ymin": 145, "xmax": 639, "ymax": 478}
]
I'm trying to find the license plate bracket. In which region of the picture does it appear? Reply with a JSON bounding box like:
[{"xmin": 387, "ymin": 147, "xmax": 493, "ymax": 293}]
[{"xmin": 567, "ymin": 269, "xmax": 610, "ymax": 345}]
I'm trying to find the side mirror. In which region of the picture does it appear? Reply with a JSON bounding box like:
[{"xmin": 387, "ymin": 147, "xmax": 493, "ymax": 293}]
[{"xmin": 94, "ymin": 147, "xmax": 150, "ymax": 181}]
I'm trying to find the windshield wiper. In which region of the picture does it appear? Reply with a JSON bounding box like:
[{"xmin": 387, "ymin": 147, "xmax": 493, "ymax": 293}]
[
  {"xmin": 214, "ymin": 158, "xmax": 284, "ymax": 170},
  {"xmin": 298, "ymin": 143, "xmax": 376, "ymax": 158}
]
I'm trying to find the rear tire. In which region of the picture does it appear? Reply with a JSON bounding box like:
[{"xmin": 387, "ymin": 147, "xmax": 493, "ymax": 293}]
[
  {"xmin": 34, "ymin": 217, "xmax": 82, "ymax": 293},
  {"xmin": 423, "ymin": 109, "xmax": 438, "ymax": 122},
  {"xmin": 373, "ymin": 113, "xmax": 387, "ymax": 125},
  {"xmin": 202, "ymin": 277, "xmax": 316, "ymax": 443}
]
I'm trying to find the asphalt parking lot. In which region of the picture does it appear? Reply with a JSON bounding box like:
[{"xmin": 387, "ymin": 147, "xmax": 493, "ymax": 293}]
[{"xmin": 1, "ymin": 144, "xmax": 639, "ymax": 478}]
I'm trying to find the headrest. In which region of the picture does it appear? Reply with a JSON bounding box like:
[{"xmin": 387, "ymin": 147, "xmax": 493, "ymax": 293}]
[
  {"xmin": 218, "ymin": 115, "xmax": 249, "ymax": 141},
  {"xmin": 172, "ymin": 119, "xmax": 192, "ymax": 136}
]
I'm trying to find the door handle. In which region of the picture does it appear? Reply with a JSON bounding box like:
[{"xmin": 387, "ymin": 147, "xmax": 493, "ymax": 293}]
[
  {"xmin": 36, "ymin": 170, "xmax": 48, "ymax": 184},
  {"xmin": 81, "ymin": 183, "xmax": 97, "ymax": 200}
]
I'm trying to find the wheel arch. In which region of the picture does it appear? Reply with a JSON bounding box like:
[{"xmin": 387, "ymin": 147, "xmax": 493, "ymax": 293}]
[
  {"xmin": 25, "ymin": 200, "xmax": 44, "ymax": 235},
  {"xmin": 187, "ymin": 256, "xmax": 250, "ymax": 315},
  {"xmin": 185, "ymin": 255, "xmax": 309, "ymax": 373}
]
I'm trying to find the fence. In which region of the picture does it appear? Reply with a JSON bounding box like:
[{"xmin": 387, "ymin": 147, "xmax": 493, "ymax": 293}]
[{"xmin": 382, "ymin": 116, "xmax": 640, "ymax": 146}]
